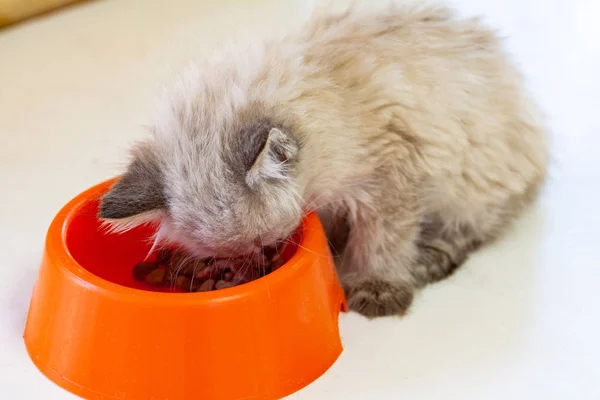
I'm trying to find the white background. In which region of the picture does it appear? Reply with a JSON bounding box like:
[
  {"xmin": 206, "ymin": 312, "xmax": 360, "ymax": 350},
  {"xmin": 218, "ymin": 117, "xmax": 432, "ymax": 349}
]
[{"xmin": 1, "ymin": 0, "xmax": 598, "ymax": 399}]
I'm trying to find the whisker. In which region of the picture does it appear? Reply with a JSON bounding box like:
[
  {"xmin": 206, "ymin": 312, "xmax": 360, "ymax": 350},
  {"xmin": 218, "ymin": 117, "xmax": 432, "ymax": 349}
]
[
  {"xmin": 301, "ymin": 180, "xmax": 368, "ymax": 213},
  {"xmin": 144, "ymin": 223, "xmax": 167, "ymax": 262},
  {"xmin": 259, "ymin": 234, "xmax": 272, "ymax": 300},
  {"xmin": 189, "ymin": 260, "xmax": 199, "ymax": 292},
  {"xmin": 282, "ymin": 237, "xmax": 329, "ymax": 259}
]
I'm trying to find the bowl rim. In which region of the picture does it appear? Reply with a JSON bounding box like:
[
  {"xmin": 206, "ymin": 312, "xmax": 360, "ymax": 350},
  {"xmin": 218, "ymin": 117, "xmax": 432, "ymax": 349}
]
[{"xmin": 46, "ymin": 178, "xmax": 331, "ymax": 305}]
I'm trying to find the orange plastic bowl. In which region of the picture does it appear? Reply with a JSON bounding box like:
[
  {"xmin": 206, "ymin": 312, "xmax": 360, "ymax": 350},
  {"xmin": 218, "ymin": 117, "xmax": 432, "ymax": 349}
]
[{"xmin": 24, "ymin": 178, "xmax": 347, "ymax": 400}]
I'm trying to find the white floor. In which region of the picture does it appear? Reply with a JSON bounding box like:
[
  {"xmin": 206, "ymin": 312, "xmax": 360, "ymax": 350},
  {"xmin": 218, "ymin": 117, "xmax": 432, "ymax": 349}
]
[{"xmin": 1, "ymin": 0, "xmax": 598, "ymax": 399}]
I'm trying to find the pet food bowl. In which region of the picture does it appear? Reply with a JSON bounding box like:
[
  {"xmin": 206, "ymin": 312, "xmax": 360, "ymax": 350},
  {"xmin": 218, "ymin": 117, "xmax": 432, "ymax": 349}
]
[{"xmin": 24, "ymin": 178, "xmax": 347, "ymax": 400}]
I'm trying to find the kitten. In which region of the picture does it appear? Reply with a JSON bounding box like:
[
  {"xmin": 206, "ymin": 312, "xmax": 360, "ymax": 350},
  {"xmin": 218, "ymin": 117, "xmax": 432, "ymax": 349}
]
[{"xmin": 99, "ymin": 2, "xmax": 548, "ymax": 317}]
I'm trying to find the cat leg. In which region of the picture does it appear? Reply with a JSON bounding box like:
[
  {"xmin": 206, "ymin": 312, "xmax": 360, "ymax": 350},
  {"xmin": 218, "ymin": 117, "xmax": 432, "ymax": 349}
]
[
  {"xmin": 411, "ymin": 215, "xmax": 483, "ymax": 285},
  {"xmin": 339, "ymin": 195, "xmax": 422, "ymax": 318},
  {"xmin": 412, "ymin": 175, "xmax": 546, "ymax": 285}
]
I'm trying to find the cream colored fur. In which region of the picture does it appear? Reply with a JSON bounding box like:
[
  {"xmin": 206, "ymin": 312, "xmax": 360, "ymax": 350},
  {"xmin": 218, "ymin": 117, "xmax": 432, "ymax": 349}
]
[{"xmin": 100, "ymin": 1, "xmax": 548, "ymax": 317}]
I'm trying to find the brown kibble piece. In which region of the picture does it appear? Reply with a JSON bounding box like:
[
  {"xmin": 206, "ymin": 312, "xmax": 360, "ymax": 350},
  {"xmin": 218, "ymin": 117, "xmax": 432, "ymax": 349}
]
[
  {"xmin": 169, "ymin": 250, "xmax": 208, "ymax": 277},
  {"xmin": 194, "ymin": 267, "xmax": 211, "ymax": 280},
  {"xmin": 133, "ymin": 261, "xmax": 159, "ymax": 281},
  {"xmin": 197, "ymin": 279, "xmax": 215, "ymax": 292},
  {"xmin": 144, "ymin": 268, "xmax": 167, "ymax": 285},
  {"xmin": 175, "ymin": 275, "xmax": 193, "ymax": 292},
  {"xmin": 215, "ymin": 280, "xmax": 234, "ymax": 290},
  {"xmin": 157, "ymin": 247, "xmax": 173, "ymax": 265}
]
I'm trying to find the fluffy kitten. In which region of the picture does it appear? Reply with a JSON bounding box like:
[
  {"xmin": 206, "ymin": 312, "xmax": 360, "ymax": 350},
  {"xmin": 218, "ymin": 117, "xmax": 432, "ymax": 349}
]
[{"xmin": 99, "ymin": 2, "xmax": 548, "ymax": 317}]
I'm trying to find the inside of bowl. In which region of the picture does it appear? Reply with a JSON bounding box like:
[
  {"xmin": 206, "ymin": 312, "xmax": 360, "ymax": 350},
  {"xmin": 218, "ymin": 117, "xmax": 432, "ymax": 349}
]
[{"xmin": 64, "ymin": 199, "xmax": 300, "ymax": 292}]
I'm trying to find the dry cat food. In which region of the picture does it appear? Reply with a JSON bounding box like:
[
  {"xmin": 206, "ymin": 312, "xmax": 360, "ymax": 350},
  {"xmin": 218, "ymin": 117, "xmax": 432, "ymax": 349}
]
[{"xmin": 132, "ymin": 245, "xmax": 286, "ymax": 292}]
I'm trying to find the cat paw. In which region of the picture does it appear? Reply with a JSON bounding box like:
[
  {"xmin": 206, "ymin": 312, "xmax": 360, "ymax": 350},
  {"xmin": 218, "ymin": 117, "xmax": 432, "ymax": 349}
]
[
  {"xmin": 345, "ymin": 279, "xmax": 414, "ymax": 318},
  {"xmin": 413, "ymin": 244, "xmax": 458, "ymax": 284}
]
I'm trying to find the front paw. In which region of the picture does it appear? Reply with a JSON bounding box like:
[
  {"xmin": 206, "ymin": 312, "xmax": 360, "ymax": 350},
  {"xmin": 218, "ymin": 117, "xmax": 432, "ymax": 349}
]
[{"xmin": 345, "ymin": 279, "xmax": 414, "ymax": 318}]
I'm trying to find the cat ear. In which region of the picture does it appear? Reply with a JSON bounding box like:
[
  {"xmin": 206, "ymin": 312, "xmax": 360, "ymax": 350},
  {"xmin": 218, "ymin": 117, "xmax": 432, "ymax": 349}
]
[
  {"xmin": 99, "ymin": 149, "xmax": 165, "ymax": 230},
  {"xmin": 246, "ymin": 127, "xmax": 298, "ymax": 188}
]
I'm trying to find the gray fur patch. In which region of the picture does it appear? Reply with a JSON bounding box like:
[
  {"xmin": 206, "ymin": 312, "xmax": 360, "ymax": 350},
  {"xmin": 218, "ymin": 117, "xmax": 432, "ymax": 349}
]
[
  {"xmin": 99, "ymin": 153, "xmax": 165, "ymax": 219},
  {"xmin": 223, "ymin": 109, "xmax": 299, "ymax": 187},
  {"xmin": 227, "ymin": 117, "xmax": 273, "ymax": 176}
]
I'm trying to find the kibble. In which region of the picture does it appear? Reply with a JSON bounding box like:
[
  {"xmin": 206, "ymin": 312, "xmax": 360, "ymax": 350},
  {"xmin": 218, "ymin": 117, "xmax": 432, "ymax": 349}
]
[
  {"xmin": 215, "ymin": 280, "xmax": 234, "ymax": 290},
  {"xmin": 175, "ymin": 275, "xmax": 193, "ymax": 291},
  {"xmin": 132, "ymin": 261, "xmax": 159, "ymax": 281},
  {"xmin": 197, "ymin": 279, "xmax": 215, "ymax": 292},
  {"xmin": 156, "ymin": 247, "xmax": 173, "ymax": 265},
  {"xmin": 144, "ymin": 268, "xmax": 166, "ymax": 285},
  {"xmin": 132, "ymin": 242, "xmax": 287, "ymax": 293}
]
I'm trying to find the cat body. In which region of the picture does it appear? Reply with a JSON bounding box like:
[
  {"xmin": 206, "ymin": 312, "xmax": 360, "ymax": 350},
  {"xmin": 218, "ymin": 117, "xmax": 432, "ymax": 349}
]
[{"xmin": 100, "ymin": 3, "xmax": 548, "ymax": 317}]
